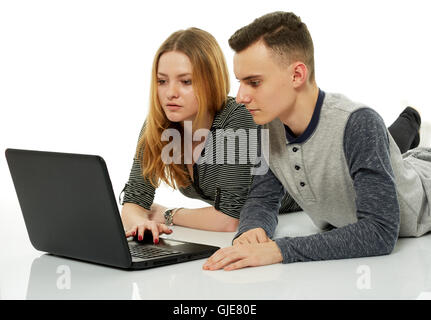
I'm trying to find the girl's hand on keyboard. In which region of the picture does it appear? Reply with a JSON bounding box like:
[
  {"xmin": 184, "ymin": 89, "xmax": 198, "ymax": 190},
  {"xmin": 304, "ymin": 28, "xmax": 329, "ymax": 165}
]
[{"xmin": 125, "ymin": 220, "xmax": 173, "ymax": 244}]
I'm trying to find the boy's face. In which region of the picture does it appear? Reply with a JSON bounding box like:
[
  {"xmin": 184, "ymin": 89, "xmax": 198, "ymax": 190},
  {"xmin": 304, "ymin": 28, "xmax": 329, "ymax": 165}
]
[{"xmin": 234, "ymin": 41, "xmax": 297, "ymax": 125}]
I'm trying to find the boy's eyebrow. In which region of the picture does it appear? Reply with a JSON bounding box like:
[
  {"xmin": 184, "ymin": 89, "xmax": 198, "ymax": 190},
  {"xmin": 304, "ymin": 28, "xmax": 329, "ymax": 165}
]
[
  {"xmin": 237, "ymin": 74, "xmax": 263, "ymax": 81},
  {"xmin": 157, "ymin": 72, "xmax": 192, "ymax": 77}
]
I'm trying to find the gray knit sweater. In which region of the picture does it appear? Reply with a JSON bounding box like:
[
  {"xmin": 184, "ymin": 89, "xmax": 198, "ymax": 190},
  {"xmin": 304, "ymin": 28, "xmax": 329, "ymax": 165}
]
[{"xmin": 235, "ymin": 90, "xmax": 431, "ymax": 263}]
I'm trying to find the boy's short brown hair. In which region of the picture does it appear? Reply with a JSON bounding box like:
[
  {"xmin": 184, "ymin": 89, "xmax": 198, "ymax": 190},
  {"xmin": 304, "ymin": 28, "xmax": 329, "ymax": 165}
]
[{"xmin": 229, "ymin": 11, "xmax": 315, "ymax": 82}]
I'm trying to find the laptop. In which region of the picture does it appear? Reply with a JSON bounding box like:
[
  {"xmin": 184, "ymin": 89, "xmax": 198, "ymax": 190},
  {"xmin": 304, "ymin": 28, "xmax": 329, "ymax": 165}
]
[{"xmin": 5, "ymin": 148, "xmax": 220, "ymax": 270}]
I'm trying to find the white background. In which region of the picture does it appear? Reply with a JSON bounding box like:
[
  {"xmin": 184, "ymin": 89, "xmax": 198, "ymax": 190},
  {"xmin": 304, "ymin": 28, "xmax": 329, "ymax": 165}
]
[{"xmin": 1, "ymin": 0, "xmax": 431, "ymax": 214}]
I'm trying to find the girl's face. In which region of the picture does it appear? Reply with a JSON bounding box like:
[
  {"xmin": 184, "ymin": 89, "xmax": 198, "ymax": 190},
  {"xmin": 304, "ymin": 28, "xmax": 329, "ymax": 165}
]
[{"xmin": 157, "ymin": 51, "xmax": 199, "ymax": 123}]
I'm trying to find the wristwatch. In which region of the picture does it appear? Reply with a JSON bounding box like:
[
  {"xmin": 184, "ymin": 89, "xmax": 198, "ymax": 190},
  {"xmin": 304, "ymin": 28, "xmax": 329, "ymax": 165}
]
[
  {"xmin": 164, "ymin": 208, "xmax": 176, "ymax": 226},
  {"xmin": 164, "ymin": 207, "xmax": 184, "ymax": 226}
]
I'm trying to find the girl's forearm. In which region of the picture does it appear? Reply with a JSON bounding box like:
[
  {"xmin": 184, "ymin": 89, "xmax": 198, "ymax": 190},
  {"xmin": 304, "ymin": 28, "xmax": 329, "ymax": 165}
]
[{"xmin": 172, "ymin": 206, "xmax": 238, "ymax": 232}]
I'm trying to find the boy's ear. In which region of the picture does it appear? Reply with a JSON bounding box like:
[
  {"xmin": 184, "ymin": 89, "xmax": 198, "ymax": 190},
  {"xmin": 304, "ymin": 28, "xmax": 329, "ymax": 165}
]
[{"xmin": 291, "ymin": 62, "xmax": 308, "ymax": 88}]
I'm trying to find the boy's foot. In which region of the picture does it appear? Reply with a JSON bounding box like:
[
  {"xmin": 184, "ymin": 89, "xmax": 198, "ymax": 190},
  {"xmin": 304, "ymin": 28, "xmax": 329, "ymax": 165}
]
[{"xmin": 405, "ymin": 106, "xmax": 421, "ymax": 148}]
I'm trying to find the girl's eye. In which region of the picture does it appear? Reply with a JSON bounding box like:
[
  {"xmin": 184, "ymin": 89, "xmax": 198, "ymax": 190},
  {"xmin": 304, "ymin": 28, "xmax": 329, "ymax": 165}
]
[
  {"xmin": 182, "ymin": 80, "xmax": 192, "ymax": 85},
  {"xmin": 157, "ymin": 79, "xmax": 166, "ymax": 85}
]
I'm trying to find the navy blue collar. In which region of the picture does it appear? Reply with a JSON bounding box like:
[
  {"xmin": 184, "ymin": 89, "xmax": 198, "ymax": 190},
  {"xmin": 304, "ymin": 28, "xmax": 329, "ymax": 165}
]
[{"xmin": 284, "ymin": 88, "xmax": 325, "ymax": 144}]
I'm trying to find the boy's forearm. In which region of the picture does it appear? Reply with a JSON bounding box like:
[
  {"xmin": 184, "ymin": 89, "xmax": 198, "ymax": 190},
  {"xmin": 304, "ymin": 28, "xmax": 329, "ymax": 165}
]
[
  {"xmin": 234, "ymin": 166, "xmax": 285, "ymax": 240},
  {"xmin": 274, "ymin": 213, "xmax": 399, "ymax": 263}
]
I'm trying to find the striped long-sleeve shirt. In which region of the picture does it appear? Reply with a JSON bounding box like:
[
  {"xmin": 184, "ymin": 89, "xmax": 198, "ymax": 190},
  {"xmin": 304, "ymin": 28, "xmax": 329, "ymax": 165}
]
[{"xmin": 120, "ymin": 97, "xmax": 301, "ymax": 219}]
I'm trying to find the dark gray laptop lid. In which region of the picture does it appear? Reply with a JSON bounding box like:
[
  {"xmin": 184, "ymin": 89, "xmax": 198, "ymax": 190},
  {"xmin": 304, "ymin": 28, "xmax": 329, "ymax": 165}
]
[{"xmin": 5, "ymin": 148, "xmax": 132, "ymax": 269}]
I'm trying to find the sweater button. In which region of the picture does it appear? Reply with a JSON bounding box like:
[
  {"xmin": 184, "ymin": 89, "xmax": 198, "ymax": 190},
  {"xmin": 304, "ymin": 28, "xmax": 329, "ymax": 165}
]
[
  {"xmin": 292, "ymin": 147, "xmax": 298, "ymax": 152},
  {"xmin": 300, "ymin": 182, "xmax": 306, "ymax": 187},
  {"xmin": 295, "ymin": 165, "xmax": 301, "ymax": 170}
]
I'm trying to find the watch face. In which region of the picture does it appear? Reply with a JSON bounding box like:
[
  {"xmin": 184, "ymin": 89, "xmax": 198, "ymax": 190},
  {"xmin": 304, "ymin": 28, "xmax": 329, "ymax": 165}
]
[
  {"xmin": 164, "ymin": 209, "xmax": 174, "ymax": 225},
  {"xmin": 164, "ymin": 209, "xmax": 172, "ymax": 218}
]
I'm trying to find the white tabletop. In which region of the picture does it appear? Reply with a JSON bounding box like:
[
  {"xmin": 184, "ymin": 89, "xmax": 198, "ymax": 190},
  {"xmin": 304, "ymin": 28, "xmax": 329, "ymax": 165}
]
[{"xmin": 1, "ymin": 202, "xmax": 431, "ymax": 300}]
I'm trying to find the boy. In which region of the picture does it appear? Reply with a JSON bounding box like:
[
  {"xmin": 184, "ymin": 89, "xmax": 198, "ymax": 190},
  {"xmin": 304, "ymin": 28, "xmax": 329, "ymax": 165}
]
[{"xmin": 203, "ymin": 11, "xmax": 428, "ymax": 271}]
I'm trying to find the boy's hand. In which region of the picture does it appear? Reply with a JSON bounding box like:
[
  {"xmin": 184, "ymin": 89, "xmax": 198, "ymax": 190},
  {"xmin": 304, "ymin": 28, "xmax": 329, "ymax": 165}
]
[
  {"xmin": 233, "ymin": 227, "xmax": 270, "ymax": 245},
  {"xmin": 202, "ymin": 241, "xmax": 283, "ymax": 271}
]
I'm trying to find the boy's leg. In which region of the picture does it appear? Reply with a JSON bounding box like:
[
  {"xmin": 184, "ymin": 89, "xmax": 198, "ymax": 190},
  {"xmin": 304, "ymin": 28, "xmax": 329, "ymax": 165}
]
[{"xmin": 388, "ymin": 106, "xmax": 421, "ymax": 154}]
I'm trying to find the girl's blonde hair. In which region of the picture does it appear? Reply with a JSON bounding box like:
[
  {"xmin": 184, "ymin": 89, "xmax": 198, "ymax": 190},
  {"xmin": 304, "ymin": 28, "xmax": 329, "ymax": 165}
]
[{"xmin": 137, "ymin": 28, "xmax": 230, "ymax": 189}]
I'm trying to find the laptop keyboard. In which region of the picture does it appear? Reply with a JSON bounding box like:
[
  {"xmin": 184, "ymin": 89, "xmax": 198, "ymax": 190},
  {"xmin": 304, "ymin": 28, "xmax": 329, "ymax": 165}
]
[{"xmin": 129, "ymin": 245, "xmax": 182, "ymax": 259}]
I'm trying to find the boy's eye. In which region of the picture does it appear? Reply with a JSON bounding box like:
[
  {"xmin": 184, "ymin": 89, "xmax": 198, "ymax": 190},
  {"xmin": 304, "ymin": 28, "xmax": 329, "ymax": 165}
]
[{"xmin": 249, "ymin": 80, "xmax": 261, "ymax": 87}]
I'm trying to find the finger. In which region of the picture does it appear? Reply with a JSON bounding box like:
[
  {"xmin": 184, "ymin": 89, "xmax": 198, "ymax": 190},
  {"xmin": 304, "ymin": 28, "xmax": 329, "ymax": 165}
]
[
  {"xmin": 237, "ymin": 237, "xmax": 249, "ymax": 245},
  {"xmin": 204, "ymin": 247, "xmax": 239, "ymax": 270},
  {"xmin": 203, "ymin": 248, "xmax": 229, "ymax": 269},
  {"xmin": 158, "ymin": 223, "xmax": 173, "ymax": 234},
  {"xmin": 203, "ymin": 250, "xmax": 221, "ymax": 267},
  {"xmin": 137, "ymin": 225, "xmax": 146, "ymax": 241},
  {"xmin": 224, "ymin": 258, "xmax": 251, "ymax": 271},
  {"xmin": 151, "ymin": 223, "xmax": 160, "ymax": 244},
  {"xmin": 209, "ymin": 255, "xmax": 241, "ymax": 270},
  {"xmin": 125, "ymin": 231, "xmax": 132, "ymax": 238},
  {"xmin": 125, "ymin": 227, "xmax": 137, "ymax": 238},
  {"xmin": 233, "ymin": 236, "xmax": 246, "ymax": 246}
]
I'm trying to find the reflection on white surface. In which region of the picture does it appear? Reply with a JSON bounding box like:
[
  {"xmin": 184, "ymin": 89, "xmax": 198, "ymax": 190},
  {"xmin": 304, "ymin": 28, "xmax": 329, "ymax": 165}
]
[
  {"xmin": 27, "ymin": 254, "xmax": 134, "ymax": 299},
  {"xmin": 417, "ymin": 292, "xmax": 431, "ymax": 300},
  {"xmin": 131, "ymin": 282, "xmax": 142, "ymax": 300},
  {"xmin": 203, "ymin": 264, "xmax": 284, "ymax": 285},
  {"xmin": 2, "ymin": 212, "xmax": 431, "ymax": 299}
]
